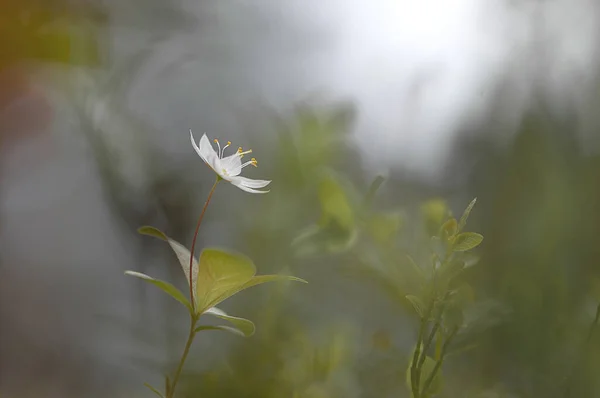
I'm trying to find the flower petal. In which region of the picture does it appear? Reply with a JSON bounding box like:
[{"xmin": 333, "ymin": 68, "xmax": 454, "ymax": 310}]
[
  {"xmin": 198, "ymin": 133, "xmax": 219, "ymax": 166},
  {"xmin": 190, "ymin": 130, "xmax": 204, "ymax": 158},
  {"xmin": 234, "ymin": 176, "xmax": 271, "ymax": 189},
  {"xmin": 191, "ymin": 131, "xmax": 221, "ymax": 172},
  {"xmin": 220, "ymin": 153, "xmax": 242, "ymax": 176},
  {"xmin": 230, "ymin": 177, "xmax": 270, "ymax": 193}
]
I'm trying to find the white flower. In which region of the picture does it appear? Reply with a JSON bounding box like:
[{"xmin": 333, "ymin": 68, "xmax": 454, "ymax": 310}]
[{"xmin": 190, "ymin": 130, "xmax": 271, "ymax": 193}]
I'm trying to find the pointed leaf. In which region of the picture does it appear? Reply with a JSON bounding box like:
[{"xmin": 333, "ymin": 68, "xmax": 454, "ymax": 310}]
[
  {"xmin": 138, "ymin": 226, "xmax": 198, "ymax": 301},
  {"xmin": 457, "ymin": 197, "xmax": 477, "ymax": 232},
  {"xmin": 144, "ymin": 383, "xmax": 165, "ymax": 398},
  {"xmin": 202, "ymin": 307, "xmax": 255, "ymax": 337},
  {"xmin": 196, "ymin": 248, "xmax": 257, "ymax": 311},
  {"xmin": 452, "ymin": 232, "xmax": 484, "ymax": 252},
  {"xmin": 207, "ymin": 274, "xmax": 308, "ymax": 312},
  {"xmin": 124, "ymin": 271, "xmax": 192, "ymax": 312},
  {"xmin": 194, "ymin": 324, "xmax": 249, "ymax": 337},
  {"xmin": 406, "ymin": 295, "xmax": 426, "ymax": 318}
]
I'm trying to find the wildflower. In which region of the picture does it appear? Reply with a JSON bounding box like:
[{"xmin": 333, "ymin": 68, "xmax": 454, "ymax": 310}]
[{"xmin": 190, "ymin": 130, "xmax": 271, "ymax": 193}]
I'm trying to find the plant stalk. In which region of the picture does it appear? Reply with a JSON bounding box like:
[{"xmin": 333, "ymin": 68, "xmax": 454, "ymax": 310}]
[
  {"xmin": 167, "ymin": 314, "xmax": 199, "ymax": 398},
  {"xmin": 188, "ymin": 177, "xmax": 220, "ymax": 310}
]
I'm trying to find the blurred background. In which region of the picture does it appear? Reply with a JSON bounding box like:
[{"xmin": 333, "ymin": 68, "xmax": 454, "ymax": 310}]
[{"xmin": 2, "ymin": 0, "xmax": 600, "ymax": 397}]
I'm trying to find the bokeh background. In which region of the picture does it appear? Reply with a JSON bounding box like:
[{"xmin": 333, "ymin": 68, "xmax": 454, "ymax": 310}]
[{"xmin": 2, "ymin": 0, "xmax": 600, "ymax": 397}]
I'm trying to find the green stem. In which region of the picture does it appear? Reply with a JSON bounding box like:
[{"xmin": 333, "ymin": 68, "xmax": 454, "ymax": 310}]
[
  {"xmin": 421, "ymin": 327, "xmax": 458, "ymax": 397},
  {"xmin": 410, "ymin": 316, "xmax": 427, "ymax": 398},
  {"xmin": 418, "ymin": 322, "xmax": 439, "ymax": 370},
  {"xmin": 411, "ymin": 299, "xmax": 435, "ymax": 398},
  {"xmin": 188, "ymin": 178, "xmax": 220, "ymax": 311},
  {"xmin": 564, "ymin": 302, "xmax": 600, "ymax": 398},
  {"xmin": 167, "ymin": 314, "xmax": 199, "ymax": 398}
]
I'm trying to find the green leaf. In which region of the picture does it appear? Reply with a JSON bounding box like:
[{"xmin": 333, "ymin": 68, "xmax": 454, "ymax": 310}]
[
  {"xmin": 143, "ymin": 383, "xmax": 165, "ymax": 398},
  {"xmin": 318, "ymin": 174, "xmax": 355, "ymax": 230},
  {"xmin": 124, "ymin": 271, "xmax": 192, "ymax": 312},
  {"xmin": 439, "ymin": 218, "xmax": 458, "ymax": 239},
  {"xmin": 138, "ymin": 226, "xmax": 198, "ymax": 301},
  {"xmin": 214, "ymin": 275, "xmax": 308, "ymax": 308},
  {"xmin": 368, "ymin": 212, "xmax": 403, "ymax": 244},
  {"xmin": 457, "ymin": 197, "xmax": 477, "ymax": 232},
  {"xmin": 452, "ymin": 232, "xmax": 484, "ymax": 252},
  {"xmin": 195, "ymin": 248, "xmax": 257, "ymax": 312},
  {"xmin": 421, "ymin": 199, "xmax": 450, "ymax": 237},
  {"xmin": 202, "ymin": 307, "xmax": 256, "ymax": 337},
  {"xmin": 406, "ymin": 353, "xmax": 443, "ymax": 397},
  {"xmin": 406, "ymin": 295, "xmax": 426, "ymax": 318},
  {"xmin": 194, "ymin": 325, "xmax": 252, "ymax": 336}
]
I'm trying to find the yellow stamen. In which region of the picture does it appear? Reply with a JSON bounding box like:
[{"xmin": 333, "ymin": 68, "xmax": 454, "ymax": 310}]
[
  {"xmin": 237, "ymin": 148, "xmax": 253, "ymax": 158},
  {"xmin": 251, "ymin": 157, "xmax": 258, "ymax": 167}
]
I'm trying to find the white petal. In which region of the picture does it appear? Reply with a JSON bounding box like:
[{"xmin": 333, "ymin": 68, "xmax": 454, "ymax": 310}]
[
  {"xmin": 198, "ymin": 133, "xmax": 219, "ymax": 164},
  {"xmin": 230, "ymin": 177, "xmax": 270, "ymax": 193},
  {"xmin": 220, "ymin": 153, "xmax": 243, "ymax": 175},
  {"xmin": 234, "ymin": 176, "xmax": 271, "ymax": 189},
  {"xmin": 190, "ymin": 130, "xmax": 204, "ymax": 158},
  {"xmin": 191, "ymin": 131, "xmax": 220, "ymax": 171}
]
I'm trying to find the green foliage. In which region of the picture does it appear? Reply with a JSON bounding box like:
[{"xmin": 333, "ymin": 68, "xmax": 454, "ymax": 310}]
[
  {"xmin": 131, "ymin": 227, "xmax": 306, "ymax": 317},
  {"xmin": 452, "ymin": 232, "xmax": 484, "ymax": 252},
  {"xmin": 199, "ymin": 307, "xmax": 256, "ymax": 337},
  {"xmin": 144, "ymin": 382, "xmax": 166, "ymax": 398},
  {"xmin": 124, "ymin": 270, "xmax": 192, "ymax": 312},
  {"xmin": 406, "ymin": 352, "xmax": 443, "ymax": 398}
]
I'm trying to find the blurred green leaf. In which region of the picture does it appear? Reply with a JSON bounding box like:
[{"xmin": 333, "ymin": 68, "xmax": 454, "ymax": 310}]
[
  {"xmin": 440, "ymin": 218, "xmax": 458, "ymax": 239},
  {"xmin": 458, "ymin": 197, "xmax": 477, "ymax": 232},
  {"xmin": 124, "ymin": 271, "xmax": 192, "ymax": 312},
  {"xmin": 452, "ymin": 232, "xmax": 484, "ymax": 252},
  {"xmin": 406, "ymin": 295, "xmax": 427, "ymax": 318},
  {"xmin": 201, "ymin": 307, "xmax": 256, "ymax": 337},
  {"xmin": 144, "ymin": 382, "xmax": 165, "ymax": 398},
  {"xmin": 368, "ymin": 212, "xmax": 403, "ymax": 245},
  {"xmin": 318, "ymin": 173, "xmax": 355, "ymax": 230},
  {"xmin": 194, "ymin": 325, "xmax": 251, "ymax": 337},
  {"xmin": 421, "ymin": 199, "xmax": 451, "ymax": 237}
]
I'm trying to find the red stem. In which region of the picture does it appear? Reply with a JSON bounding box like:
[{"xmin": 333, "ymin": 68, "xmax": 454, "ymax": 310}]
[{"xmin": 188, "ymin": 178, "xmax": 220, "ymax": 311}]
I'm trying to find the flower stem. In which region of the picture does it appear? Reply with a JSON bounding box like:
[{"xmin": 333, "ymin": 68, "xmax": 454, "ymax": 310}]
[
  {"xmin": 188, "ymin": 177, "xmax": 220, "ymax": 310},
  {"xmin": 167, "ymin": 314, "xmax": 199, "ymax": 398}
]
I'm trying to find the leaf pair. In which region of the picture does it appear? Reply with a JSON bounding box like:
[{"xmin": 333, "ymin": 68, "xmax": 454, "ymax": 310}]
[{"xmin": 125, "ymin": 226, "xmax": 307, "ymax": 337}]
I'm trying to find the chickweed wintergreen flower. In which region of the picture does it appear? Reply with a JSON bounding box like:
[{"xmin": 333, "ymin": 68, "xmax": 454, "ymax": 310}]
[{"xmin": 190, "ymin": 130, "xmax": 271, "ymax": 193}]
